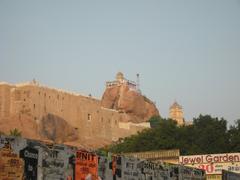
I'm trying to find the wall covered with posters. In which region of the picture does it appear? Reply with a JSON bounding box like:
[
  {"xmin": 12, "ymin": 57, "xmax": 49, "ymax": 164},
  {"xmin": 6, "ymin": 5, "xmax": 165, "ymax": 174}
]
[{"xmin": 0, "ymin": 135, "xmax": 206, "ymax": 180}]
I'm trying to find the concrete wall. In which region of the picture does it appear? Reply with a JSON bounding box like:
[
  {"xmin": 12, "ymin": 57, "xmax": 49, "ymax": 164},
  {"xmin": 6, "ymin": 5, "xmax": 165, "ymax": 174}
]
[{"xmin": 0, "ymin": 82, "xmax": 149, "ymax": 144}]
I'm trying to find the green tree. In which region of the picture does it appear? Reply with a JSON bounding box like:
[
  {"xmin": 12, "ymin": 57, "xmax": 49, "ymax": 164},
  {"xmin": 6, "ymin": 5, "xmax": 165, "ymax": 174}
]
[
  {"xmin": 192, "ymin": 115, "xmax": 229, "ymax": 154},
  {"xmin": 9, "ymin": 128, "xmax": 22, "ymax": 137},
  {"xmin": 109, "ymin": 118, "xmax": 180, "ymax": 153},
  {"xmin": 108, "ymin": 114, "xmax": 230, "ymax": 155},
  {"xmin": 228, "ymin": 119, "xmax": 240, "ymax": 152},
  {"xmin": 149, "ymin": 116, "xmax": 162, "ymax": 128}
]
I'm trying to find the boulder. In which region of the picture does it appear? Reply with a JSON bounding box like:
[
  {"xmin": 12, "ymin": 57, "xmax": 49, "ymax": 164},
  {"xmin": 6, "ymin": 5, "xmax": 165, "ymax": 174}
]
[{"xmin": 101, "ymin": 84, "xmax": 159, "ymax": 123}]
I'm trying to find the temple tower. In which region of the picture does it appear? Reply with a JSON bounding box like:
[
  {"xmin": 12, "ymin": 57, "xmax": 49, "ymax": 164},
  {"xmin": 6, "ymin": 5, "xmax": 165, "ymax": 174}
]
[{"xmin": 169, "ymin": 101, "xmax": 184, "ymax": 125}]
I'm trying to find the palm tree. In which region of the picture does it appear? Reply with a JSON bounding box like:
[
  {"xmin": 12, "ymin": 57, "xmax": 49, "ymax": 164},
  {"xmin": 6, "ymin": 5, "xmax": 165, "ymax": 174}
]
[{"xmin": 9, "ymin": 128, "xmax": 22, "ymax": 137}]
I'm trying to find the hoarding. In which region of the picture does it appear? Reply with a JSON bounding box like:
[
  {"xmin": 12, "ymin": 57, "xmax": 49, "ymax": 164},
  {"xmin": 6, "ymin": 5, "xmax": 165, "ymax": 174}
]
[
  {"xmin": 180, "ymin": 153, "xmax": 240, "ymax": 165},
  {"xmin": 0, "ymin": 144, "xmax": 24, "ymax": 180},
  {"xmin": 75, "ymin": 150, "xmax": 99, "ymax": 180},
  {"xmin": 180, "ymin": 153, "xmax": 240, "ymax": 175},
  {"xmin": 20, "ymin": 146, "xmax": 38, "ymax": 180},
  {"xmin": 125, "ymin": 149, "xmax": 180, "ymax": 164}
]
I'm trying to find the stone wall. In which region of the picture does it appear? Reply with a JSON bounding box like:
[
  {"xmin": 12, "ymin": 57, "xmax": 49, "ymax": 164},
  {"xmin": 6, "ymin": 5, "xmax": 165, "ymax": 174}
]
[{"xmin": 0, "ymin": 82, "xmax": 148, "ymax": 148}]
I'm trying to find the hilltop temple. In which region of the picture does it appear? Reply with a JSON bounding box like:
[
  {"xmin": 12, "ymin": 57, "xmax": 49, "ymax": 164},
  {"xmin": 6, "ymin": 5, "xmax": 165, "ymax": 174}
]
[
  {"xmin": 169, "ymin": 101, "xmax": 185, "ymax": 125},
  {"xmin": 0, "ymin": 73, "xmax": 159, "ymax": 148}
]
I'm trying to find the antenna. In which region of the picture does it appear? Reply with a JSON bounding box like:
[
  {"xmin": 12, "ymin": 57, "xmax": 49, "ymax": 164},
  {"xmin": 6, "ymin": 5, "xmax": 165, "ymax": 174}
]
[{"xmin": 136, "ymin": 73, "xmax": 141, "ymax": 93}]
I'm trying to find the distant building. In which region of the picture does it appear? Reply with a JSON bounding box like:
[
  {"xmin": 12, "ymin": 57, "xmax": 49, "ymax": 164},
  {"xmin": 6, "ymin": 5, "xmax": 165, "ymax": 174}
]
[
  {"xmin": 106, "ymin": 72, "xmax": 137, "ymax": 91},
  {"xmin": 169, "ymin": 101, "xmax": 185, "ymax": 125}
]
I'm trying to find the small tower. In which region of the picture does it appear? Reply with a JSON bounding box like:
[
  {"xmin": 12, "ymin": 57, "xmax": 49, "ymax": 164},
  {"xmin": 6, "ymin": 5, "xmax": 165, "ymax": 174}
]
[
  {"xmin": 116, "ymin": 72, "xmax": 124, "ymax": 83},
  {"xmin": 169, "ymin": 101, "xmax": 184, "ymax": 125}
]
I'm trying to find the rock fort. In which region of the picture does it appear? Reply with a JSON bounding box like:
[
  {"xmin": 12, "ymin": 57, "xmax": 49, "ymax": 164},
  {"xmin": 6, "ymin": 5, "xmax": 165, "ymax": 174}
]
[{"xmin": 0, "ymin": 73, "xmax": 159, "ymax": 148}]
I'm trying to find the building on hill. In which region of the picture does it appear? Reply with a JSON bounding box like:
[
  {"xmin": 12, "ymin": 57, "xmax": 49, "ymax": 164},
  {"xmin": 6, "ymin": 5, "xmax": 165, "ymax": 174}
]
[
  {"xmin": 169, "ymin": 101, "xmax": 185, "ymax": 125},
  {"xmin": 106, "ymin": 72, "xmax": 137, "ymax": 91},
  {"xmin": 0, "ymin": 73, "xmax": 158, "ymax": 148}
]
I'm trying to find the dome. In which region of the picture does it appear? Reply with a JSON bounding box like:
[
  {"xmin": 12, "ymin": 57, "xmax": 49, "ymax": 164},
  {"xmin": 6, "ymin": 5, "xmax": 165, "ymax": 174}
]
[{"xmin": 116, "ymin": 72, "xmax": 124, "ymax": 81}]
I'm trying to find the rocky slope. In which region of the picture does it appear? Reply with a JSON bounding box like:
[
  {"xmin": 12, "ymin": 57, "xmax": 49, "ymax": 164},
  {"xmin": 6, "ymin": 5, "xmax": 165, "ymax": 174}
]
[{"xmin": 101, "ymin": 84, "xmax": 159, "ymax": 123}]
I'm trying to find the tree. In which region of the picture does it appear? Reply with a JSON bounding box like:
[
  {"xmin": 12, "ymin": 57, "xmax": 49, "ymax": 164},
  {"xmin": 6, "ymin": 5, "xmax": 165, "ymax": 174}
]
[
  {"xmin": 107, "ymin": 114, "xmax": 231, "ymax": 155},
  {"xmin": 192, "ymin": 115, "xmax": 229, "ymax": 154},
  {"xmin": 9, "ymin": 128, "xmax": 22, "ymax": 137},
  {"xmin": 149, "ymin": 116, "xmax": 162, "ymax": 128},
  {"xmin": 228, "ymin": 119, "xmax": 240, "ymax": 152}
]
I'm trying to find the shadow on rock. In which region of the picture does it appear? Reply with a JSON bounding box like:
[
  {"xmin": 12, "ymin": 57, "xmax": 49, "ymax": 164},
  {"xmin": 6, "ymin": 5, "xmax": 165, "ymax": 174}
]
[{"xmin": 39, "ymin": 113, "xmax": 78, "ymax": 143}]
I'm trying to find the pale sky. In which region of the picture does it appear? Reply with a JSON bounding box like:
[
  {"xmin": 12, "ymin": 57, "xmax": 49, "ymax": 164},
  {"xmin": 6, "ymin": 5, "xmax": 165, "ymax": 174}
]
[{"xmin": 0, "ymin": 0, "xmax": 240, "ymax": 125}]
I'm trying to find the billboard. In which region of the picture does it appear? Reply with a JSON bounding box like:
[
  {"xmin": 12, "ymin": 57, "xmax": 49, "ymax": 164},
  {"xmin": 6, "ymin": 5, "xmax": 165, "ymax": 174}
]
[
  {"xmin": 180, "ymin": 153, "xmax": 240, "ymax": 175},
  {"xmin": 0, "ymin": 144, "xmax": 24, "ymax": 180},
  {"xmin": 75, "ymin": 150, "xmax": 99, "ymax": 180},
  {"xmin": 124, "ymin": 149, "xmax": 180, "ymax": 164},
  {"xmin": 180, "ymin": 153, "xmax": 240, "ymax": 165},
  {"xmin": 20, "ymin": 146, "xmax": 38, "ymax": 179}
]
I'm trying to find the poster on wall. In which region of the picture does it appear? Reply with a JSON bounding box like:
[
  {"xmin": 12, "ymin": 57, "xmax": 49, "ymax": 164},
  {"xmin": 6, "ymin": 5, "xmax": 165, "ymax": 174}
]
[
  {"xmin": 75, "ymin": 150, "xmax": 99, "ymax": 180},
  {"xmin": 41, "ymin": 146, "xmax": 66, "ymax": 180},
  {"xmin": 121, "ymin": 156, "xmax": 139, "ymax": 180},
  {"xmin": 20, "ymin": 146, "xmax": 38, "ymax": 180},
  {"xmin": 0, "ymin": 144, "xmax": 24, "ymax": 180}
]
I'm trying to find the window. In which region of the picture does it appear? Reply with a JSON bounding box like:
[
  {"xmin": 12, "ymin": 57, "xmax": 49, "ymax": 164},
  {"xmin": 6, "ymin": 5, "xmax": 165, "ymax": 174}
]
[{"xmin": 87, "ymin": 114, "xmax": 91, "ymax": 121}]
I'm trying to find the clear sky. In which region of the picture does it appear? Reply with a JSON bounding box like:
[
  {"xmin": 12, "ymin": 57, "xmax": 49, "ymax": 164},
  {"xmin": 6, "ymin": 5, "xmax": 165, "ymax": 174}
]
[{"xmin": 0, "ymin": 0, "xmax": 240, "ymax": 125}]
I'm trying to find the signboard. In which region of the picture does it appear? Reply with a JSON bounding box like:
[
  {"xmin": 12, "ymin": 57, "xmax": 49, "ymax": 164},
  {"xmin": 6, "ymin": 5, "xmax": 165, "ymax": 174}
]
[
  {"xmin": 180, "ymin": 153, "xmax": 240, "ymax": 175},
  {"xmin": 125, "ymin": 149, "xmax": 180, "ymax": 164},
  {"xmin": 137, "ymin": 160, "xmax": 169, "ymax": 180},
  {"xmin": 180, "ymin": 153, "xmax": 240, "ymax": 165},
  {"xmin": 0, "ymin": 144, "xmax": 24, "ymax": 180},
  {"xmin": 20, "ymin": 146, "xmax": 38, "ymax": 180},
  {"xmin": 75, "ymin": 150, "xmax": 98, "ymax": 180},
  {"xmin": 42, "ymin": 146, "xmax": 66, "ymax": 179}
]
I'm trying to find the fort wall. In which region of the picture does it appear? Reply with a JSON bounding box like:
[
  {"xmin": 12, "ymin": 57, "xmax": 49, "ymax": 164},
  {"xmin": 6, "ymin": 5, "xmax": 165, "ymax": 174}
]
[{"xmin": 0, "ymin": 82, "xmax": 148, "ymax": 146}]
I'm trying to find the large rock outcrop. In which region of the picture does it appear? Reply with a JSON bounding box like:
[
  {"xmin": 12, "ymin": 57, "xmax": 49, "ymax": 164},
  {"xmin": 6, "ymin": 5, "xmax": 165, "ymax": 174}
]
[
  {"xmin": 101, "ymin": 84, "xmax": 159, "ymax": 123},
  {"xmin": 39, "ymin": 114, "xmax": 79, "ymax": 143}
]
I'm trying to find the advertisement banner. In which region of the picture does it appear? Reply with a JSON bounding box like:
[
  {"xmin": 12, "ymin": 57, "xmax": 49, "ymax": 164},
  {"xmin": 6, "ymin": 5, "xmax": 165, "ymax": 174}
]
[
  {"xmin": 180, "ymin": 153, "xmax": 240, "ymax": 175},
  {"xmin": 180, "ymin": 162, "xmax": 240, "ymax": 175},
  {"xmin": 75, "ymin": 150, "xmax": 98, "ymax": 180},
  {"xmin": 180, "ymin": 153, "xmax": 240, "ymax": 165},
  {"xmin": 0, "ymin": 145, "xmax": 24, "ymax": 180},
  {"xmin": 41, "ymin": 146, "xmax": 66, "ymax": 180},
  {"xmin": 20, "ymin": 146, "xmax": 38, "ymax": 180}
]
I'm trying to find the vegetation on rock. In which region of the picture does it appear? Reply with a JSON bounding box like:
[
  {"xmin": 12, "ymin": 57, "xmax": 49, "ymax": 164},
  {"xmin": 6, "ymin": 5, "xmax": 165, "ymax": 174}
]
[{"xmin": 9, "ymin": 128, "xmax": 22, "ymax": 137}]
